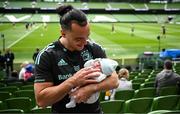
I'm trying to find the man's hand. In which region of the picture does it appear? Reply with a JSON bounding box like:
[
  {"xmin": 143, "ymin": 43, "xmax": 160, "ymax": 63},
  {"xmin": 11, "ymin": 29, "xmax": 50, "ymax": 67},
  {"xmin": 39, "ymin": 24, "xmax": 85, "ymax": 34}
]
[
  {"xmin": 69, "ymin": 67, "xmax": 101, "ymax": 87},
  {"xmin": 69, "ymin": 84, "xmax": 96, "ymax": 103}
]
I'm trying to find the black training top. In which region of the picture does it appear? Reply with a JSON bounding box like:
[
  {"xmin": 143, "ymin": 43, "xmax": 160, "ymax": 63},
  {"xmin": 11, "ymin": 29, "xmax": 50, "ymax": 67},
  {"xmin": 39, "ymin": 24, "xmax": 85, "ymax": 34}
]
[{"xmin": 34, "ymin": 38, "xmax": 106, "ymax": 113}]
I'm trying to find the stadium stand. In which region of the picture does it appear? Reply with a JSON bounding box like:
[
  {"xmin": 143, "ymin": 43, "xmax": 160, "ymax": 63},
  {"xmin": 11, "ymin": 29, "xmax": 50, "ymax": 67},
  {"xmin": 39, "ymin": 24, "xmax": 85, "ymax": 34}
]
[
  {"xmin": 151, "ymin": 95, "xmax": 180, "ymax": 111},
  {"xmin": 13, "ymin": 90, "xmax": 36, "ymax": 108},
  {"xmin": 140, "ymin": 81, "xmax": 155, "ymax": 88},
  {"xmin": 0, "ymin": 0, "xmax": 180, "ymax": 114},
  {"xmin": 100, "ymin": 100, "xmax": 125, "ymax": 114},
  {"xmin": 158, "ymin": 86, "xmax": 180, "ymax": 96},
  {"xmin": 132, "ymin": 83, "xmax": 141, "ymax": 90},
  {"xmin": 0, "ymin": 109, "xmax": 24, "ymax": 113},
  {"xmin": 114, "ymin": 89, "xmax": 135, "ymax": 101},
  {"xmin": 31, "ymin": 107, "xmax": 52, "ymax": 113},
  {"xmin": 5, "ymin": 97, "xmax": 32, "ymax": 113},
  {"xmin": 0, "ymin": 86, "xmax": 19, "ymax": 93},
  {"xmin": 123, "ymin": 97, "xmax": 153, "ymax": 113},
  {"xmin": 0, "ymin": 91, "xmax": 12, "ymax": 102},
  {"xmin": 134, "ymin": 87, "xmax": 156, "ymax": 98}
]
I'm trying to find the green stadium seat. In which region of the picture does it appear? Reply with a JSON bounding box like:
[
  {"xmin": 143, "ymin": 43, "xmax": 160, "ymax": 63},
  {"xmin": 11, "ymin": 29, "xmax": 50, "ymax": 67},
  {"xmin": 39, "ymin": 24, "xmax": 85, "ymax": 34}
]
[
  {"xmin": 147, "ymin": 110, "xmax": 171, "ymax": 114},
  {"xmin": 114, "ymin": 90, "xmax": 135, "ymax": 101},
  {"xmin": 151, "ymin": 95, "xmax": 180, "ymax": 111},
  {"xmin": 129, "ymin": 75, "xmax": 136, "ymax": 80},
  {"xmin": 135, "ymin": 75, "xmax": 148, "ymax": 79},
  {"xmin": 124, "ymin": 97, "xmax": 153, "ymax": 113},
  {"xmin": 177, "ymin": 98, "xmax": 180, "ymax": 110},
  {"xmin": 20, "ymin": 85, "xmax": 34, "ymax": 90},
  {"xmin": 5, "ymin": 97, "xmax": 32, "ymax": 113},
  {"xmin": 0, "ymin": 91, "xmax": 12, "ymax": 101},
  {"xmin": 158, "ymin": 86, "xmax": 179, "ymax": 96},
  {"xmin": 0, "ymin": 83, "xmax": 6, "ymax": 87},
  {"xmin": 13, "ymin": 90, "xmax": 36, "ymax": 108},
  {"xmin": 140, "ymin": 82, "xmax": 155, "ymax": 88},
  {"xmin": 149, "ymin": 74, "xmax": 157, "ymax": 78},
  {"xmin": 132, "ymin": 78, "xmax": 145, "ymax": 84},
  {"xmin": 99, "ymin": 91, "xmax": 106, "ymax": 102},
  {"xmin": 0, "ymin": 109, "xmax": 24, "ymax": 113},
  {"xmin": 31, "ymin": 106, "xmax": 51, "ymax": 113},
  {"xmin": 0, "ymin": 86, "xmax": 19, "ymax": 93},
  {"xmin": 0, "ymin": 101, "xmax": 5, "ymax": 110},
  {"xmin": 145, "ymin": 77, "xmax": 155, "ymax": 82},
  {"xmin": 167, "ymin": 110, "xmax": 180, "ymax": 113},
  {"xmin": 7, "ymin": 82, "xmax": 23, "ymax": 88},
  {"xmin": 100, "ymin": 100, "xmax": 124, "ymax": 114},
  {"xmin": 24, "ymin": 81, "xmax": 34, "ymax": 85},
  {"xmin": 132, "ymin": 83, "xmax": 141, "ymax": 90},
  {"xmin": 134, "ymin": 87, "xmax": 156, "ymax": 98}
]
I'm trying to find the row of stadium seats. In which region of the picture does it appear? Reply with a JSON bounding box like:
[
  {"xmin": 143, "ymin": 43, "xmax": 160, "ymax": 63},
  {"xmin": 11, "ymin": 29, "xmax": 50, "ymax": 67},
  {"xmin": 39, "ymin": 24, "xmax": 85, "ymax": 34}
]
[
  {"xmin": 0, "ymin": 82, "xmax": 33, "ymax": 88},
  {"xmin": 0, "ymin": 94, "xmax": 179, "ymax": 113},
  {"xmin": 100, "ymin": 95, "xmax": 180, "ymax": 113},
  {"xmin": 0, "ymin": 96, "xmax": 51, "ymax": 113},
  {"xmin": 0, "ymin": 85, "xmax": 34, "ymax": 92},
  {"xmin": 0, "ymin": 1, "xmax": 179, "ymax": 9},
  {"xmin": 99, "ymin": 86, "xmax": 179, "ymax": 101},
  {"xmin": 1, "ymin": 85, "xmax": 179, "ymax": 102}
]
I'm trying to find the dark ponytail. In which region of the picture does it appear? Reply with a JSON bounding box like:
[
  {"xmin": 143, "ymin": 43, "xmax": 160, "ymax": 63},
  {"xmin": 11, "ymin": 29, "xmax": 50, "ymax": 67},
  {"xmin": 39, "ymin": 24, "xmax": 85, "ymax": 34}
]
[{"xmin": 56, "ymin": 5, "xmax": 87, "ymax": 30}]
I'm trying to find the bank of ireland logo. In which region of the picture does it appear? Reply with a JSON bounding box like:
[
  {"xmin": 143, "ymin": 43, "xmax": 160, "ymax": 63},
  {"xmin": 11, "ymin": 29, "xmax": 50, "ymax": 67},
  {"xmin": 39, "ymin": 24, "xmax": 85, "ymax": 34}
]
[{"xmin": 58, "ymin": 59, "xmax": 68, "ymax": 66}]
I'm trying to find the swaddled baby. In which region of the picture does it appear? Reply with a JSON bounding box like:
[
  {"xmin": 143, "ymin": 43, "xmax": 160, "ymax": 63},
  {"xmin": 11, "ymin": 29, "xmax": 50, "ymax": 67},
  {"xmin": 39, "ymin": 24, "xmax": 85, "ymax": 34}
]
[{"xmin": 66, "ymin": 58, "xmax": 118, "ymax": 108}]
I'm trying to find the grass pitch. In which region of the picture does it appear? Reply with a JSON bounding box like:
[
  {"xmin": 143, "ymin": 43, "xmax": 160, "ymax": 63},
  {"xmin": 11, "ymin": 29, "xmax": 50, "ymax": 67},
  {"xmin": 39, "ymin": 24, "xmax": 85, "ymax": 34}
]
[{"xmin": 0, "ymin": 22, "xmax": 179, "ymax": 63}]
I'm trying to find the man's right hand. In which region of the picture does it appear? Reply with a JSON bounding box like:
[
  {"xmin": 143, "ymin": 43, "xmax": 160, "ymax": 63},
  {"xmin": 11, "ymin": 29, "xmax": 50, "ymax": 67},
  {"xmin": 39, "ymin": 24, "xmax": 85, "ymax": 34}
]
[{"xmin": 69, "ymin": 67, "xmax": 101, "ymax": 87}]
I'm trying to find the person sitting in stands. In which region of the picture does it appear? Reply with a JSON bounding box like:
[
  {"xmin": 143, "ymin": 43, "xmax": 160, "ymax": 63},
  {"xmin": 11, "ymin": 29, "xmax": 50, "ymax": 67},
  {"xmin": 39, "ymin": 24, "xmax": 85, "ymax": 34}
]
[
  {"xmin": 24, "ymin": 63, "xmax": 34, "ymax": 81},
  {"xmin": 110, "ymin": 68, "xmax": 132, "ymax": 100},
  {"xmin": 155, "ymin": 59, "xmax": 180, "ymax": 96},
  {"xmin": 19, "ymin": 61, "xmax": 29, "ymax": 80}
]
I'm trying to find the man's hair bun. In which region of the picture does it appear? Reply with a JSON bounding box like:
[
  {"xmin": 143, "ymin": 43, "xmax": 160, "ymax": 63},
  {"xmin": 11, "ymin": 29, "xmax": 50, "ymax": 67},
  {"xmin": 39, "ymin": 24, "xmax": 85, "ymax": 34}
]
[{"xmin": 57, "ymin": 5, "xmax": 74, "ymax": 17}]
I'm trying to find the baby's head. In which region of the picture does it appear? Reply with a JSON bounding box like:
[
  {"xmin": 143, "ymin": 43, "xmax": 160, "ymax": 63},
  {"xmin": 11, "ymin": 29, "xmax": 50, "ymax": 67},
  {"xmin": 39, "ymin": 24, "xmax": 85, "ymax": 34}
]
[{"xmin": 84, "ymin": 58, "xmax": 118, "ymax": 76}]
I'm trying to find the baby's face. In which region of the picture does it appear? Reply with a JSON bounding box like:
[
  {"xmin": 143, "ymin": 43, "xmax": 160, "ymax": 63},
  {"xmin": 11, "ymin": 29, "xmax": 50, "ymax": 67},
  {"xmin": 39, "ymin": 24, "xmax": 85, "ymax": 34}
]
[{"xmin": 92, "ymin": 60, "xmax": 101, "ymax": 69}]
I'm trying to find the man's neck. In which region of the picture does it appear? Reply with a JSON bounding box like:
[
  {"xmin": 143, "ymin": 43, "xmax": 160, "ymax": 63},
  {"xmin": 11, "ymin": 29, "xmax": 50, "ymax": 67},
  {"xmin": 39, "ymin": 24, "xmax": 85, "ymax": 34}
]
[{"xmin": 59, "ymin": 37, "xmax": 73, "ymax": 52}]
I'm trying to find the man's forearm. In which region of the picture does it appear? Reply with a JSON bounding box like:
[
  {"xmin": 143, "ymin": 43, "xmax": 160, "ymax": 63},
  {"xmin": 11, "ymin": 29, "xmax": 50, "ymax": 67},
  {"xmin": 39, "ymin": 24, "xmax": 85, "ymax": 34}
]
[{"xmin": 35, "ymin": 78, "xmax": 76, "ymax": 108}]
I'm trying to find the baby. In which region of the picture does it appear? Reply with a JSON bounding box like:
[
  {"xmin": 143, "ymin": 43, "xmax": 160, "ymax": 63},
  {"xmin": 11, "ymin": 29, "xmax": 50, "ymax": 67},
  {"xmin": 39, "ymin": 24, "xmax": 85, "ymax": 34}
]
[{"xmin": 66, "ymin": 58, "xmax": 118, "ymax": 108}]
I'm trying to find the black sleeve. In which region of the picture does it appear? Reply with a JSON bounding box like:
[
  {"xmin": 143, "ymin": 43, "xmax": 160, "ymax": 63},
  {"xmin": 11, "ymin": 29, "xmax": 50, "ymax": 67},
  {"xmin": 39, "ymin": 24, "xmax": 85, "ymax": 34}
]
[
  {"xmin": 34, "ymin": 51, "xmax": 53, "ymax": 83},
  {"xmin": 92, "ymin": 43, "xmax": 106, "ymax": 58}
]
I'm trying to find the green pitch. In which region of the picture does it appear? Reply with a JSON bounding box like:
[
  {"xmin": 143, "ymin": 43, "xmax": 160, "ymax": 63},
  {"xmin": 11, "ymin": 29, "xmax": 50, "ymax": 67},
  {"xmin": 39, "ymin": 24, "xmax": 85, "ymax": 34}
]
[{"xmin": 0, "ymin": 22, "xmax": 179, "ymax": 63}]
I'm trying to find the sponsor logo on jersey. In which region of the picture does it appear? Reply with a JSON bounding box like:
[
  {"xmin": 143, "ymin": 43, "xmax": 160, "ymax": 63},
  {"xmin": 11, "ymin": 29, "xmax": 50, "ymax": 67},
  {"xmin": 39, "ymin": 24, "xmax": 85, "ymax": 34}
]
[
  {"xmin": 58, "ymin": 73, "xmax": 72, "ymax": 80},
  {"xmin": 58, "ymin": 59, "xmax": 68, "ymax": 66}
]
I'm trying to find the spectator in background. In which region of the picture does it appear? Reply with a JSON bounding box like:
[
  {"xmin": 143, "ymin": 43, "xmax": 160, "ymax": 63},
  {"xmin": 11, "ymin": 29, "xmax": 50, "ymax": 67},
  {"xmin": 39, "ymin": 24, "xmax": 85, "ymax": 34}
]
[
  {"xmin": 159, "ymin": 48, "xmax": 166, "ymax": 59},
  {"xmin": 43, "ymin": 22, "xmax": 47, "ymax": 30},
  {"xmin": 131, "ymin": 23, "xmax": 134, "ymax": 36},
  {"xmin": 155, "ymin": 59, "xmax": 180, "ymax": 96},
  {"xmin": 18, "ymin": 61, "xmax": 34, "ymax": 82},
  {"xmin": 24, "ymin": 63, "xmax": 34, "ymax": 81},
  {"xmin": 110, "ymin": 68, "xmax": 132, "ymax": 100},
  {"xmin": 4, "ymin": 48, "xmax": 15, "ymax": 78},
  {"xmin": 25, "ymin": 22, "xmax": 29, "ymax": 30},
  {"xmin": 0, "ymin": 50, "xmax": 5, "ymax": 71},
  {"xmin": 111, "ymin": 23, "xmax": 115, "ymax": 33},
  {"xmin": 32, "ymin": 48, "xmax": 40, "ymax": 62},
  {"xmin": 19, "ymin": 61, "xmax": 29, "ymax": 80},
  {"xmin": 161, "ymin": 25, "xmax": 166, "ymax": 38}
]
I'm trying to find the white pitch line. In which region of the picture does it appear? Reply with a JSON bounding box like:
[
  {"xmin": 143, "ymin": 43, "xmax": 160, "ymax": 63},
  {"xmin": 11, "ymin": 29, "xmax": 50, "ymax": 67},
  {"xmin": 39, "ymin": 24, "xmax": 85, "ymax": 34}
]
[{"xmin": 8, "ymin": 24, "xmax": 42, "ymax": 48}]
